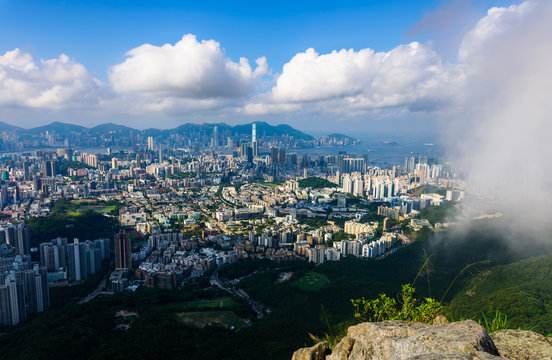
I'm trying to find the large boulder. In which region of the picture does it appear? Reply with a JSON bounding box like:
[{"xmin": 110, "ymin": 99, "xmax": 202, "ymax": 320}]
[
  {"xmin": 292, "ymin": 341, "xmax": 330, "ymax": 360},
  {"xmin": 326, "ymin": 320, "xmax": 506, "ymax": 360},
  {"xmin": 490, "ymin": 329, "xmax": 552, "ymax": 360}
]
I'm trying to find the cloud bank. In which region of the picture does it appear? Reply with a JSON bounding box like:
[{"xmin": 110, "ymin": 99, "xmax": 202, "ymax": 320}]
[
  {"xmin": 106, "ymin": 34, "xmax": 267, "ymax": 113},
  {"xmin": 266, "ymin": 42, "xmax": 461, "ymax": 114},
  {"xmin": 0, "ymin": 49, "xmax": 101, "ymax": 109}
]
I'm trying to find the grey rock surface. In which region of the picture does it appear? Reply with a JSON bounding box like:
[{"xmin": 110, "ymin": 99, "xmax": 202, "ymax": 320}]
[
  {"xmin": 292, "ymin": 341, "xmax": 330, "ymax": 360},
  {"xmin": 491, "ymin": 329, "xmax": 552, "ymax": 360},
  {"xmin": 293, "ymin": 320, "xmax": 510, "ymax": 360},
  {"xmin": 340, "ymin": 320, "xmax": 501, "ymax": 360}
]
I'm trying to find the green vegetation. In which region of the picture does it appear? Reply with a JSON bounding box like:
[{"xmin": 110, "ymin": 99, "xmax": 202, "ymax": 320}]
[
  {"xmin": 176, "ymin": 311, "xmax": 248, "ymax": 330},
  {"xmin": 50, "ymin": 198, "xmax": 123, "ymax": 216},
  {"xmin": 59, "ymin": 161, "xmax": 92, "ymax": 174},
  {"xmin": 352, "ymin": 284, "xmax": 442, "ymax": 323},
  {"xmin": 419, "ymin": 201, "xmax": 458, "ymax": 226},
  {"xmin": 298, "ymin": 177, "xmax": 337, "ymax": 189},
  {"xmin": 481, "ymin": 310, "xmax": 510, "ymax": 333},
  {"xmin": 358, "ymin": 212, "xmax": 385, "ymax": 223},
  {"xmin": 0, "ymin": 286, "xmax": 253, "ymax": 360},
  {"xmin": 27, "ymin": 199, "xmax": 119, "ymax": 246},
  {"xmin": 332, "ymin": 232, "xmax": 354, "ymax": 242},
  {"xmin": 292, "ymin": 272, "xmax": 331, "ymax": 291},
  {"xmin": 449, "ymin": 252, "xmax": 552, "ymax": 334},
  {"xmin": 298, "ymin": 217, "xmax": 328, "ymax": 229},
  {"xmin": 163, "ymin": 297, "xmax": 239, "ymax": 312},
  {"xmin": 218, "ymin": 258, "xmax": 274, "ymax": 280}
]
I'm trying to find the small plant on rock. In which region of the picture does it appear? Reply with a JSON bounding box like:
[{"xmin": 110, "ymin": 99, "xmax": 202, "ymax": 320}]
[{"xmin": 351, "ymin": 284, "xmax": 443, "ymax": 323}]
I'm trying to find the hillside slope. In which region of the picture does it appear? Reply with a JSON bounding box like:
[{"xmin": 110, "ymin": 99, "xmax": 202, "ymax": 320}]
[{"xmin": 449, "ymin": 252, "xmax": 552, "ymax": 334}]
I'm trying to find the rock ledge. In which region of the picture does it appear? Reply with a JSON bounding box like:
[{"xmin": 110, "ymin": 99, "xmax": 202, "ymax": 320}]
[{"xmin": 292, "ymin": 320, "xmax": 552, "ymax": 360}]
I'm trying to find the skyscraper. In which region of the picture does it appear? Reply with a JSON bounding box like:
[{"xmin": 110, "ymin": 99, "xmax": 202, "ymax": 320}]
[
  {"xmin": 115, "ymin": 230, "xmax": 131, "ymax": 270},
  {"xmin": 246, "ymin": 146, "xmax": 253, "ymax": 164},
  {"xmin": 251, "ymin": 141, "xmax": 258, "ymax": 158},
  {"xmin": 408, "ymin": 157, "xmax": 415, "ymax": 173},
  {"xmin": 213, "ymin": 126, "xmax": 218, "ymax": 147},
  {"xmin": 278, "ymin": 148, "xmax": 286, "ymax": 165},
  {"xmin": 70, "ymin": 239, "xmax": 82, "ymax": 281},
  {"xmin": 0, "ymin": 186, "xmax": 8, "ymax": 208},
  {"xmin": 4, "ymin": 226, "xmax": 15, "ymax": 248},
  {"xmin": 15, "ymin": 222, "xmax": 31, "ymax": 255},
  {"xmin": 270, "ymin": 147, "xmax": 278, "ymax": 165}
]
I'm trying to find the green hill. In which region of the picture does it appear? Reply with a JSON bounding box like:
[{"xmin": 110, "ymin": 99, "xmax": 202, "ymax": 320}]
[{"xmin": 448, "ymin": 252, "xmax": 552, "ymax": 334}]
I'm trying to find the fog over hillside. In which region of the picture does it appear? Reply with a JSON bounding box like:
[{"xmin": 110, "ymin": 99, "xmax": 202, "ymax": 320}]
[{"xmin": 445, "ymin": 1, "xmax": 552, "ymax": 237}]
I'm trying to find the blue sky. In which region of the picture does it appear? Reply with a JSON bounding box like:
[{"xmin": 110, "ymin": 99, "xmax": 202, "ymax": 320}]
[
  {"xmin": 0, "ymin": 0, "xmax": 524, "ymax": 135},
  {"xmin": 0, "ymin": 0, "xmax": 435, "ymax": 77},
  {"xmin": 1, "ymin": 0, "xmax": 512, "ymax": 77}
]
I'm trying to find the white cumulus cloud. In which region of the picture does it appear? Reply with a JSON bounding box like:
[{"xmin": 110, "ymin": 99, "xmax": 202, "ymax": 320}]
[
  {"xmin": 0, "ymin": 49, "xmax": 101, "ymax": 109},
  {"xmin": 109, "ymin": 34, "xmax": 267, "ymax": 100},
  {"xmin": 458, "ymin": 1, "xmax": 536, "ymax": 62},
  {"xmin": 267, "ymin": 41, "xmax": 460, "ymax": 113}
]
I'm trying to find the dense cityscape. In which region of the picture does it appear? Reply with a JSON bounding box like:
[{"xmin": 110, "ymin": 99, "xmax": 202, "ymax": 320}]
[{"xmin": 0, "ymin": 121, "xmax": 462, "ymax": 328}]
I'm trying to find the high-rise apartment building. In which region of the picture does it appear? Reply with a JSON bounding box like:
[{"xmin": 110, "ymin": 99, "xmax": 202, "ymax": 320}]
[
  {"xmin": 15, "ymin": 222, "xmax": 31, "ymax": 255},
  {"xmin": 0, "ymin": 254, "xmax": 49, "ymax": 328},
  {"xmin": 147, "ymin": 136, "xmax": 155, "ymax": 151},
  {"xmin": 115, "ymin": 230, "xmax": 131, "ymax": 269}
]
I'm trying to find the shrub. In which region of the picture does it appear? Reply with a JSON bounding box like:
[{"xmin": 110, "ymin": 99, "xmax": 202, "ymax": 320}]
[{"xmin": 351, "ymin": 284, "xmax": 443, "ymax": 323}]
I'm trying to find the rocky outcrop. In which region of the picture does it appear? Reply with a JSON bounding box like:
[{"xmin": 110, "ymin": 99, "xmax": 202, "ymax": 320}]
[
  {"xmin": 328, "ymin": 320, "xmax": 502, "ymax": 360},
  {"xmin": 292, "ymin": 341, "xmax": 330, "ymax": 360},
  {"xmin": 490, "ymin": 329, "xmax": 552, "ymax": 360},
  {"xmin": 294, "ymin": 320, "xmax": 511, "ymax": 360}
]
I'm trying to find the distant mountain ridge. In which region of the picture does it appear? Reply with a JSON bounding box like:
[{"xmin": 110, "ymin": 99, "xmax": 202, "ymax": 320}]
[
  {"xmin": 7, "ymin": 120, "xmax": 335, "ymax": 141},
  {"xmin": 27, "ymin": 121, "xmax": 87, "ymax": 135},
  {"xmin": 0, "ymin": 121, "xmax": 24, "ymax": 132}
]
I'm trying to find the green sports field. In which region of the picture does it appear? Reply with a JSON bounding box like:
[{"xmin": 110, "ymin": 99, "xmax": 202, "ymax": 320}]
[{"xmin": 292, "ymin": 271, "xmax": 330, "ymax": 291}]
